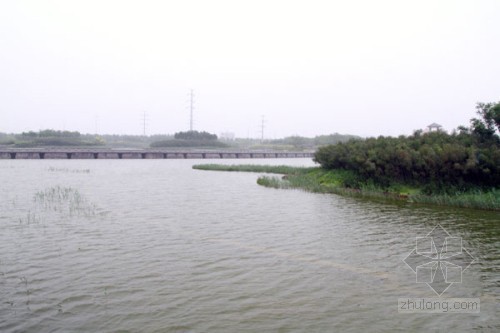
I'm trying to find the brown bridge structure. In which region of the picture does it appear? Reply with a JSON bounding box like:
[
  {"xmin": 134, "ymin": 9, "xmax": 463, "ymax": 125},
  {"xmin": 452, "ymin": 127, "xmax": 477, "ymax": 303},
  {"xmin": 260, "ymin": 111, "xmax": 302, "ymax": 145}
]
[{"xmin": 0, "ymin": 148, "xmax": 314, "ymax": 160}]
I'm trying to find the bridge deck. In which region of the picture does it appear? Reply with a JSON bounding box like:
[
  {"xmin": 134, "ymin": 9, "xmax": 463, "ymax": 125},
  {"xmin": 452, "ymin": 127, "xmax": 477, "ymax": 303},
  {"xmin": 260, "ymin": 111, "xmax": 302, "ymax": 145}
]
[{"xmin": 0, "ymin": 149, "xmax": 314, "ymax": 160}]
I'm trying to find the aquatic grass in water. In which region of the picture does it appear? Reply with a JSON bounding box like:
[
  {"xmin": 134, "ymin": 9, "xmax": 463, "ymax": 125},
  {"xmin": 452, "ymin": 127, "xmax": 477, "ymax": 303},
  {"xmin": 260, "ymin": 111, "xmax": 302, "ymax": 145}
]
[
  {"xmin": 193, "ymin": 164, "xmax": 313, "ymax": 175},
  {"xmin": 34, "ymin": 186, "xmax": 98, "ymax": 217},
  {"xmin": 48, "ymin": 167, "xmax": 90, "ymax": 173},
  {"xmin": 18, "ymin": 210, "xmax": 41, "ymax": 225},
  {"xmin": 256, "ymin": 176, "xmax": 291, "ymax": 189}
]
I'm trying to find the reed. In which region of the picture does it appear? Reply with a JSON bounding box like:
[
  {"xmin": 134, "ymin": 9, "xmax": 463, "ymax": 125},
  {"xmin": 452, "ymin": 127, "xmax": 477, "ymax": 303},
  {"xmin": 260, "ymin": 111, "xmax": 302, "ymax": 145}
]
[
  {"xmin": 195, "ymin": 164, "xmax": 499, "ymax": 211},
  {"xmin": 34, "ymin": 186, "xmax": 98, "ymax": 217},
  {"xmin": 410, "ymin": 189, "xmax": 500, "ymax": 210},
  {"xmin": 48, "ymin": 167, "xmax": 90, "ymax": 173},
  {"xmin": 256, "ymin": 176, "xmax": 291, "ymax": 189},
  {"xmin": 193, "ymin": 164, "xmax": 313, "ymax": 175}
]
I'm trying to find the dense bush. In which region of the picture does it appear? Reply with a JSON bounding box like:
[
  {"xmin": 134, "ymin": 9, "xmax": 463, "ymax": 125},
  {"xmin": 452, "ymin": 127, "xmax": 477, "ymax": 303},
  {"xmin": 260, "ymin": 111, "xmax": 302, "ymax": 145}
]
[
  {"xmin": 314, "ymin": 102, "xmax": 500, "ymax": 191},
  {"xmin": 20, "ymin": 130, "xmax": 81, "ymax": 138},
  {"xmin": 14, "ymin": 137, "xmax": 104, "ymax": 147},
  {"xmin": 152, "ymin": 130, "xmax": 225, "ymax": 148},
  {"xmin": 11, "ymin": 130, "xmax": 104, "ymax": 147}
]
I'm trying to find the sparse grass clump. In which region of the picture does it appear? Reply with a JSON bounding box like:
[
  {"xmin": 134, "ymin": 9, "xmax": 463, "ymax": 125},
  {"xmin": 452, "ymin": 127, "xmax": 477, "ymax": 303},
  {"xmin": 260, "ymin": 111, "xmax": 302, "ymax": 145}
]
[
  {"xmin": 34, "ymin": 186, "xmax": 98, "ymax": 217},
  {"xmin": 256, "ymin": 176, "xmax": 291, "ymax": 189},
  {"xmin": 48, "ymin": 167, "xmax": 90, "ymax": 173}
]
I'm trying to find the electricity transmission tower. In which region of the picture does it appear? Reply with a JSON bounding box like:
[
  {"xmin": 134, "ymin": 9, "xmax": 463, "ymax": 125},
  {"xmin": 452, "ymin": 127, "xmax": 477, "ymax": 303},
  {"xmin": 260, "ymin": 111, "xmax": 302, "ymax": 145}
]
[
  {"xmin": 189, "ymin": 89, "xmax": 194, "ymax": 131},
  {"xmin": 94, "ymin": 115, "xmax": 99, "ymax": 134},
  {"xmin": 260, "ymin": 115, "xmax": 266, "ymax": 142}
]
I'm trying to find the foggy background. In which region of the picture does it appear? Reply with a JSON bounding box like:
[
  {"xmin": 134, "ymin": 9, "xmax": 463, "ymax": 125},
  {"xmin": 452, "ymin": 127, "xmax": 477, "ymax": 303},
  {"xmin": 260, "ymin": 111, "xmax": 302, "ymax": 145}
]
[{"xmin": 0, "ymin": 0, "xmax": 499, "ymax": 138}]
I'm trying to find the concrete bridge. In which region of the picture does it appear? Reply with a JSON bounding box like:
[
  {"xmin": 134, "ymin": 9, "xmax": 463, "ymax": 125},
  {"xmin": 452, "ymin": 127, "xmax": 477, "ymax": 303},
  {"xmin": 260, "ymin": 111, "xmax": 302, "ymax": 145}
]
[{"xmin": 0, "ymin": 148, "xmax": 314, "ymax": 160}]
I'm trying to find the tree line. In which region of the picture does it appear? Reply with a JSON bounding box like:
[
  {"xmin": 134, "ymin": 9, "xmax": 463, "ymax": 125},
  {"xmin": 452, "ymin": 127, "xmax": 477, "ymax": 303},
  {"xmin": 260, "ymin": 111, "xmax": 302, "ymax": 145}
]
[
  {"xmin": 269, "ymin": 133, "xmax": 360, "ymax": 148},
  {"xmin": 314, "ymin": 102, "xmax": 500, "ymax": 192}
]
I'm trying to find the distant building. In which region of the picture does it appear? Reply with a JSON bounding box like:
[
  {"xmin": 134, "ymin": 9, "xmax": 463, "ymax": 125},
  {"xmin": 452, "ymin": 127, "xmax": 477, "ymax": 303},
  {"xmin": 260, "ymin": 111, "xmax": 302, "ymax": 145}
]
[
  {"xmin": 219, "ymin": 132, "xmax": 235, "ymax": 141},
  {"xmin": 426, "ymin": 123, "xmax": 443, "ymax": 132}
]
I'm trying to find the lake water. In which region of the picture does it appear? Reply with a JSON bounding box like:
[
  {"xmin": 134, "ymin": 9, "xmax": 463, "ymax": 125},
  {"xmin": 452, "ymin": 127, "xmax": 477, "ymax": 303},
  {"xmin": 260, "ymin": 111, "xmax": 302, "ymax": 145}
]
[{"xmin": 0, "ymin": 159, "xmax": 498, "ymax": 332}]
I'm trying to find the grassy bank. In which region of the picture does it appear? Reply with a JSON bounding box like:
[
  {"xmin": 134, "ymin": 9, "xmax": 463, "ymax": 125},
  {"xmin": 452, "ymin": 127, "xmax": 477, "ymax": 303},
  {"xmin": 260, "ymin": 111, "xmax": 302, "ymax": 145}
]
[
  {"xmin": 192, "ymin": 164, "xmax": 314, "ymax": 175},
  {"xmin": 192, "ymin": 164, "xmax": 500, "ymax": 211}
]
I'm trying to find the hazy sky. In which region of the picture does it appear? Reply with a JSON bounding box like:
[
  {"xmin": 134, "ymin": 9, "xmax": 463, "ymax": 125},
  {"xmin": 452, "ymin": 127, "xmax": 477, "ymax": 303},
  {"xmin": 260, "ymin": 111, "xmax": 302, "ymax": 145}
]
[{"xmin": 1, "ymin": 0, "xmax": 499, "ymax": 138}]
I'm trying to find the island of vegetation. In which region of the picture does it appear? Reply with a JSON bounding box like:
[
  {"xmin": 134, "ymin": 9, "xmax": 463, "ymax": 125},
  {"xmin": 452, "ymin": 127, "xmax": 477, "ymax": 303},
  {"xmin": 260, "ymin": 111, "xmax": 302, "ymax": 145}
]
[
  {"xmin": 0, "ymin": 130, "xmax": 105, "ymax": 147},
  {"xmin": 193, "ymin": 102, "xmax": 500, "ymax": 211},
  {"xmin": 0, "ymin": 129, "xmax": 358, "ymax": 150},
  {"xmin": 150, "ymin": 130, "xmax": 228, "ymax": 148}
]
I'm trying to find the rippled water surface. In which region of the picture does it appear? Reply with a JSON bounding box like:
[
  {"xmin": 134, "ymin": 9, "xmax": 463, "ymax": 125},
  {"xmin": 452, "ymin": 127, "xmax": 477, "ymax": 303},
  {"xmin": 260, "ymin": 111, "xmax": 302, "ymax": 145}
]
[{"xmin": 0, "ymin": 159, "xmax": 498, "ymax": 332}]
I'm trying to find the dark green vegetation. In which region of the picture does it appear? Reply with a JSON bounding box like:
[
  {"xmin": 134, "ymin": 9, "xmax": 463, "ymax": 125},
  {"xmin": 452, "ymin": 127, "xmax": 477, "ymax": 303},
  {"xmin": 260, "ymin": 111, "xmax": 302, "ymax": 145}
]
[
  {"xmin": 315, "ymin": 102, "xmax": 499, "ymax": 193},
  {"xmin": 0, "ymin": 130, "xmax": 104, "ymax": 147},
  {"xmin": 150, "ymin": 130, "xmax": 228, "ymax": 148},
  {"xmin": 0, "ymin": 130, "xmax": 357, "ymax": 150},
  {"xmin": 174, "ymin": 130, "xmax": 218, "ymax": 141},
  {"xmin": 0, "ymin": 130, "xmax": 179, "ymax": 148},
  {"xmin": 193, "ymin": 102, "xmax": 500, "ymax": 211}
]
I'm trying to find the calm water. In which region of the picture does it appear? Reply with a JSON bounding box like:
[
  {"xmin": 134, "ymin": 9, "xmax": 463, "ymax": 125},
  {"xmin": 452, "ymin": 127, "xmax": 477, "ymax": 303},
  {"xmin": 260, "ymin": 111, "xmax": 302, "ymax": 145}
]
[{"xmin": 0, "ymin": 159, "xmax": 498, "ymax": 332}]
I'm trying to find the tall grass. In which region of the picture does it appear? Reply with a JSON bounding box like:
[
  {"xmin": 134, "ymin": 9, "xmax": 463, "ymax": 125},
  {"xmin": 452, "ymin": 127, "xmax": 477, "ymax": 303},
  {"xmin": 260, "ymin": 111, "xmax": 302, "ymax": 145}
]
[
  {"xmin": 411, "ymin": 189, "xmax": 500, "ymax": 210},
  {"xmin": 194, "ymin": 163, "xmax": 499, "ymax": 211},
  {"xmin": 34, "ymin": 186, "xmax": 98, "ymax": 217},
  {"xmin": 193, "ymin": 164, "xmax": 313, "ymax": 175},
  {"xmin": 256, "ymin": 176, "xmax": 291, "ymax": 189}
]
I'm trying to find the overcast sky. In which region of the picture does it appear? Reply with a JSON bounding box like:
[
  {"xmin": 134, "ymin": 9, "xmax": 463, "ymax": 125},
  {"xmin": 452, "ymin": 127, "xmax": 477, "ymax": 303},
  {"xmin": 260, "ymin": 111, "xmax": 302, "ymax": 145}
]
[{"xmin": 0, "ymin": 0, "xmax": 499, "ymax": 138}]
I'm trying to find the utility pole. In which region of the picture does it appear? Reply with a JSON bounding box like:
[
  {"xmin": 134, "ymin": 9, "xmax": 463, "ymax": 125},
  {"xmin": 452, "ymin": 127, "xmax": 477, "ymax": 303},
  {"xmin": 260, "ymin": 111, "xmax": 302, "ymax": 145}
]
[
  {"xmin": 189, "ymin": 89, "xmax": 194, "ymax": 131},
  {"xmin": 142, "ymin": 111, "xmax": 147, "ymax": 136},
  {"xmin": 260, "ymin": 115, "xmax": 266, "ymax": 142}
]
